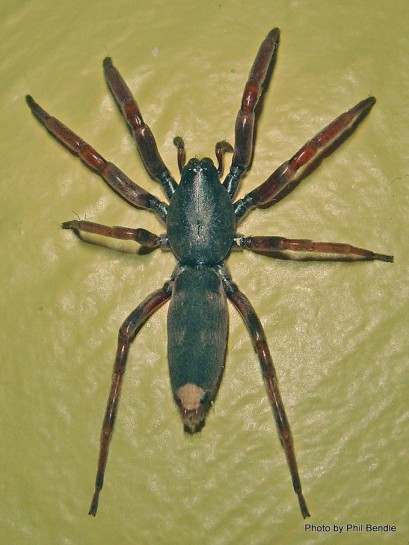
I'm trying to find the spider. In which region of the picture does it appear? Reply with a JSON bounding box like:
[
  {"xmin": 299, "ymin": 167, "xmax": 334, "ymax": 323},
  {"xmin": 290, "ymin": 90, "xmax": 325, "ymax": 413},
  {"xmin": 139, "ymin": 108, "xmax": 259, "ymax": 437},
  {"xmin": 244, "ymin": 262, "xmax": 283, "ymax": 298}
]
[{"xmin": 26, "ymin": 28, "xmax": 392, "ymax": 518}]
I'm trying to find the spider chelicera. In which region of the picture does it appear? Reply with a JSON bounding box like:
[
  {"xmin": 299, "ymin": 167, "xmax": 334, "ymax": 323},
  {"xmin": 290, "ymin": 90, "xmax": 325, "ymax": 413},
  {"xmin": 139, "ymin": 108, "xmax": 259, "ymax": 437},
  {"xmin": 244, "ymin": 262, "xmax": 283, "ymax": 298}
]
[{"xmin": 26, "ymin": 28, "xmax": 392, "ymax": 518}]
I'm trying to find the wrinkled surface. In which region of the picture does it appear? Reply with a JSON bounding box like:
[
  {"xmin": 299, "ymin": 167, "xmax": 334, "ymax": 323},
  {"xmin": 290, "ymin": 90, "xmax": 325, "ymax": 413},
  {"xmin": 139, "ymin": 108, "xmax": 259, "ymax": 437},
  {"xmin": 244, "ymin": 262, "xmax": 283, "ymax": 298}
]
[{"xmin": 1, "ymin": 1, "xmax": 408, "ymax": 544}]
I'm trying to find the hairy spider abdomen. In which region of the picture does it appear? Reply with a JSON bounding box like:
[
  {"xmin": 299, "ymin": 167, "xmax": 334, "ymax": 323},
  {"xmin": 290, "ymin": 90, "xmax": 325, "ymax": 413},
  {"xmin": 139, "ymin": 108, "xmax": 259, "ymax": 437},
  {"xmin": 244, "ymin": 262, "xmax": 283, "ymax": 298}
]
[{"xmin": 167, "ymin": 267, "xmax": 228, "ymax": 433}]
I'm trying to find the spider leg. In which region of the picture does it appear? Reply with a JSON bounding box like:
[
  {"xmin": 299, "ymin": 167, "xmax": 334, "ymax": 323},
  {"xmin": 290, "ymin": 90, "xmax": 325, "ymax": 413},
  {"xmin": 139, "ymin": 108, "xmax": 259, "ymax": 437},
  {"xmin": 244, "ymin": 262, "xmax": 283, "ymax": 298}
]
[
  {"xmin": 238, "ymin": 235, "xmax": 393, "ymax": 262},
  {"xmin": 234, "ymin": 97, "xmax": 376, "ymax": 222},
  {"xmin": 220, "ymin": 269, "xmax": 310, "ymax": 519},
  {"xmin": 89, "ymin": 281, "xmax": 173, "ymax": 516},
  {"xmin": 223, "ymin": 28, "xmax": 280, "ymax": 199},
  {"xmin": 26, "ymin": 95, "xmax": 168, "ymax": 224},
  {"xmin": 103, "ymin": 58, "xmax": 177, "ymax": 200},
  {"xmin": 62, "ymin": 220, "xmax": 168, "ymax": 252}
]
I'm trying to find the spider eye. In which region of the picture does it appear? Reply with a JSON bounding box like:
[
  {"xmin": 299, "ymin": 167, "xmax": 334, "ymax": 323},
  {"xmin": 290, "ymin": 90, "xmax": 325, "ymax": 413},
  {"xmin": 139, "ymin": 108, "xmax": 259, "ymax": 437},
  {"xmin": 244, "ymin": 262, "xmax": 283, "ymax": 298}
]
[{"xmin": 202, "ymin": 157, "xmax": 215, "ymax": 167}]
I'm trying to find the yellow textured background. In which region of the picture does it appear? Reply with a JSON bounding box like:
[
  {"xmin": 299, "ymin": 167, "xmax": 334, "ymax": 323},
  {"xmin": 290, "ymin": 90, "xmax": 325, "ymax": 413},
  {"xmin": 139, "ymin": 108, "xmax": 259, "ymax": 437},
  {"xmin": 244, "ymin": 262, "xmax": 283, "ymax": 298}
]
[{"xmin": 1, "ymin": 1, "xmax": 407, "ymax": 544}]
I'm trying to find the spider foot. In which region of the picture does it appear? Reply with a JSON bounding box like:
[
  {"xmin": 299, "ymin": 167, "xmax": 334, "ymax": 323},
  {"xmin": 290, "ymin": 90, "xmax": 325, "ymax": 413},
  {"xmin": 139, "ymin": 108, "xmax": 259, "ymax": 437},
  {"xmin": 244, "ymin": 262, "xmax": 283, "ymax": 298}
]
[
  {"xmin": 298, "ymin": 492, "xmax": 311, "ymax": 519},
  {"xmin": 61, "ymin": 221, "xmax": 75, "ymax": 230},
  {"xmin": 61, "ymin": 220, "xmax": 83, "ymax": 240},
  {"xmin": 88, "ymin": 490, "xmax": 100, "ymax": 517},
  {"xmin": 373, "ymin": 253, "xmax": 393, "ymax": 263}
]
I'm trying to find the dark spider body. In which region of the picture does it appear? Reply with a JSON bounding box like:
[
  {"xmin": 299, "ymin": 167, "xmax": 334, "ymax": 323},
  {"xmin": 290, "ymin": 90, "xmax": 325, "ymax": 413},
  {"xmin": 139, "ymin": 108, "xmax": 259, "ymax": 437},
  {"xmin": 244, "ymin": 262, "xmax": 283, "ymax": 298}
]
[
  {"xmin": 167, "ymin": 158, "xmax": 236, "ymax": 266},
  {"xmin": 167, "ymin": 158, "xmax": 235, "ymax": 433},
  {"xmin": 26, "ymin": 28, "xmax": 392, "ymax": 519}
]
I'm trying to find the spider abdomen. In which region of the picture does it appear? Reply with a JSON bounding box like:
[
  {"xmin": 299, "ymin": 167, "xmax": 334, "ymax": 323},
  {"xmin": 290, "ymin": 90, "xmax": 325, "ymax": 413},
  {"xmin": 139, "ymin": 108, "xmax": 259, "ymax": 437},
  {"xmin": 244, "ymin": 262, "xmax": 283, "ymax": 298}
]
[{"xmin": 167, "ymin": 266, "xmax": 228, "ymax": 433}]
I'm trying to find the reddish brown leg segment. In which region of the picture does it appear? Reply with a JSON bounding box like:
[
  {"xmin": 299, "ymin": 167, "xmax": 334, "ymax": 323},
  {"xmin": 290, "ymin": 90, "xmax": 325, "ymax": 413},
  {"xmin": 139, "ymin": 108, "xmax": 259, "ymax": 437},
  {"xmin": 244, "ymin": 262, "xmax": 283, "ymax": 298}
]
[
  {"xmin": 25, "ymin": 95, "xmax": 167, "ymax": 222},
  {"xmin": 226, "ymin": 283, "xmax": 310, "ymax": 518},
  {"xmin": 103, "ymin": 58, "xmax": 177, "ymax": 199},
  {"xmin": 234, "ymin": 97, "xmax": 376, "ymax": 221},
  {"xmin": 224, "ymin": 28, "xmax": 280, "ymax": 198},
  {"xmin": 89, "ymin": 283, "xmax": 173, "ymax": 516},
  {"xmin": 62, "ymin": 220, "xmax": 163, "ymax": 250},
  {"xmin": 243, "ymin": 236, "xmax": 393, "ymax": 262}
]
